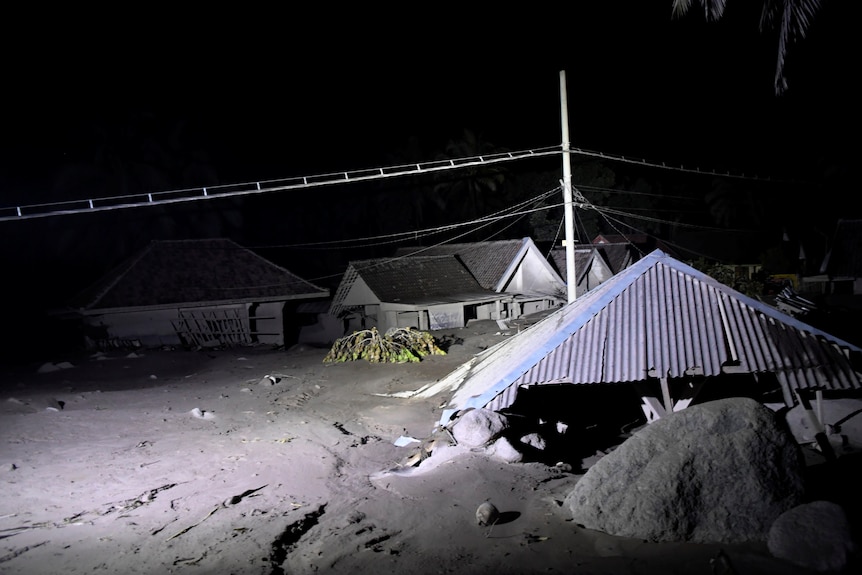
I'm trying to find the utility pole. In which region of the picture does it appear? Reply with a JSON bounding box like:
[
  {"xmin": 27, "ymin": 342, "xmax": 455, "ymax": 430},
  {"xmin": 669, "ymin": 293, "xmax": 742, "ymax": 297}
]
[{"xmin": 560, "ymin": 70, "xmax": 577, "ymax": 303}]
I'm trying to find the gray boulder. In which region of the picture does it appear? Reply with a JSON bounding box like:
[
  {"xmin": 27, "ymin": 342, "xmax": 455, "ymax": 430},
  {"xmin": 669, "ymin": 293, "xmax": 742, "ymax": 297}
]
[
  {"xmin": 520, "ymin": 432, "xmax": 547, "ymax": 451},
  {"xmin": 486, "ymin": 436, "xmax": 524, "ymax": 463},
  {"xmin": 565, "ymin": 397, "xmax": 805, "ymax": 543},
  {"xmin": 768, "ymin": 500, "xmax": 856, "ymax": 572},
  {"xmin": 450, "ymin": 408, "xmax": 510, "ymax": 448}
]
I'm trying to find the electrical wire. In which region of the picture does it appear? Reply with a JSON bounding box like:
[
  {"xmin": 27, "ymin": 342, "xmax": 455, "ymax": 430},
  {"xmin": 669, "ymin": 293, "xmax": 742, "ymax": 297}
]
[{"xmin": 1, "ymin": 142, "xmax": 809, "ymax": 223}]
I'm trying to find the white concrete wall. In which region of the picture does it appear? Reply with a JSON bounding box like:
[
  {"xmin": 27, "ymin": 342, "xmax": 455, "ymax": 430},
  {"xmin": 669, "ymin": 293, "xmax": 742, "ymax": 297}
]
[
  {"xmin": 427, "ymin": 304, "xmax": 464, "ymax": 330},
  {"xmin": 250, "ymin": 302, "xmax": 284, "ymax": 346},
  {"xmin": 84, "ymin": 309, "xmax": 182, "ymax": 349},
  {"xmin": 505, "ymin": 252, "xmax": 565, "ymax": 297}
]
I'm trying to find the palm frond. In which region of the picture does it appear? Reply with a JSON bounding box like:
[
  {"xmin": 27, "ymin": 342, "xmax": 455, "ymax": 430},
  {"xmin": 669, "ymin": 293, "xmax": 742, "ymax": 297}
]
[
  {"xmin": 672, "ymin": 0, "xmax": 727, "ymax": 20},
  {"xmin": 760, "ymin": 0, "xmax": 823, "ymax": 94}
]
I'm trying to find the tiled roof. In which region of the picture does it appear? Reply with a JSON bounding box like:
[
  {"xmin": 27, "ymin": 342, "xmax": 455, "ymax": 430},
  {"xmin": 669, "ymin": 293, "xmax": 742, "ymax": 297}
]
[
  {"xmin": 393, "ymin": 239, "xmax": 526, "ymax": 289},
  {"xmin": 348, "ymin": 256, "xmax": 497, "ymax": 304},
  {"xmin": 592, "ymin": 234, "xmax": 678, "ymax": 261},
  {"xmin": 549, "ymin": 246, "xmax": 602, "ymax": 283},
  {"xmin": 69, "ymin": 239, "xmax": 328, "ymax": 311},
  {"xmin": 595, "ymin": 243, "xmax": 637, "ymax": 275}
]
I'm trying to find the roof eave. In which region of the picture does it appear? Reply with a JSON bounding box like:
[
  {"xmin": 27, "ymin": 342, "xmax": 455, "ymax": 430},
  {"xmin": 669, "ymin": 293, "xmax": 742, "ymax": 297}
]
[{"xmin": 69, "ymin": 291, "xmax": 330, "ymax": 316}]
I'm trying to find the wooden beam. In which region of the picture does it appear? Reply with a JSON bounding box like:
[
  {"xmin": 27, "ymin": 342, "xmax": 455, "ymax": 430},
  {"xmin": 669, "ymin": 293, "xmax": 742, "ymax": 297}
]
[
  {"xmin": 795, "ymin": 389, "xmax": 836, "ymax": 461},
  {"xmin": 660, "ymin": 377, "xmax": 673, "ymax": 414}
]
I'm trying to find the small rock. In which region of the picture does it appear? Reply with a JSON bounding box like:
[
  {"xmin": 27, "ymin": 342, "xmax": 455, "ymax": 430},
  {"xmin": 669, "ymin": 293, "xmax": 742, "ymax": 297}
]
[
  {"xmin": 190, "ymin": 407, "xmax": 215, "ymax": 420},
  {"xmin": 476, "ymin": 501, "xmax": 499, "ymax": 526}
]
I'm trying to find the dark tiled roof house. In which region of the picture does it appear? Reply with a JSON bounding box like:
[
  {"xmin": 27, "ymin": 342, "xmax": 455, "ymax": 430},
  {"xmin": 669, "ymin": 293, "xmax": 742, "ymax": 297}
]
[{"xmin": 61, "ymin": 238, "xmax": 329, "ymax": 349}]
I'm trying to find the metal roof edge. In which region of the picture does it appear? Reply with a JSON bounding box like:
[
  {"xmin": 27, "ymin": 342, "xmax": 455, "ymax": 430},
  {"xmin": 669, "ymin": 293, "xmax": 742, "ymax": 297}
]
[
  {"xmin": 455, "ymin": 252, "xmax": 667, "ymax": 411},
  {"xmin": 462, "ymin": 249, "xmax": 862, "ymax": 412},
  {"xmin": 663, "ymin": 252, "xmax": 862, "ymax": 353}
]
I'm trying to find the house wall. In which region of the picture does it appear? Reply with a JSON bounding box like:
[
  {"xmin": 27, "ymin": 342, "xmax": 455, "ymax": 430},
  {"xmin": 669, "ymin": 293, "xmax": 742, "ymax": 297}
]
[
  {"xmin": 382, "ymin": 309, "xmax": 425, "ymax": 330},
  {"xmin": 579, "ymin": 264, "xmax": 612, "ymax": 295},
  {"xmin": 342, "ymin": 278, "xmax": 377, "ymax": 306},
  {"xmin": 250, "ymin": 302, "xmax": 284, "ymax": 346},
  {"xmin": 521, "ymin": 299, "xmax": 549, "ymax": 316},
  {"xmin": 507, "ymin": 297, "xmax": 563, "ymax": 318},
  {"xmin": 83, "ymin": 302, "xmax": 291, "ymax": 350},
  {"xmin": 83, "ymin": 309, "xmax": 184, "ymax": 349},
  {"xmin": 379, "ymin": 304, "xmax": 464, "ymax": 332},
  {"xmin": 427, "ymin": 304, "xmax": 464, "ymax": 330},
  {"xmin": 341, "ymin": 304, "xmax": 380, "ymax": 335},
  {"xmin": 475, "ymin": 302, "xmax": 498, "ymax": 320},
  {"xmin": 504, "ymin": 253, "xmax": 564, "ymax": 296},
  {"xmin": 338, "ymin": 298, "xmax": 516, "ymax": 335}
]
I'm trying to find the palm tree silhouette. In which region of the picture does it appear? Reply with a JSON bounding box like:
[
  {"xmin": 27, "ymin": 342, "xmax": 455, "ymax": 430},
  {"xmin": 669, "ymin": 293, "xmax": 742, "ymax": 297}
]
[
  {"xmin": 671, "ymin": 0, "xmax": 823, "ymax": 94},
  {"xmin": 431, "ymin": 129, "xmax": 510, "ymax": 224}
]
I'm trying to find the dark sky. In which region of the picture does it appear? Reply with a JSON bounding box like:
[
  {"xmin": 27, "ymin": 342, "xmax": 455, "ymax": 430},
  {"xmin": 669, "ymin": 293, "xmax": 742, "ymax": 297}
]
[
  {"xmin": 4, "ymin": 3, "xmax": 854, "ymax": 182},
  {"xmin": 0, "ymin": 2, "xmax": 857, "ymax": 349}
]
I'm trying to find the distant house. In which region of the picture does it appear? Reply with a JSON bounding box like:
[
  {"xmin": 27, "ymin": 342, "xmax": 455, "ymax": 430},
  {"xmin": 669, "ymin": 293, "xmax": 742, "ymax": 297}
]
[
  {"xmin": 59, "ymin": 238, "xmax": 329, "ymax": 350},
  {"xmin": 818, "ymin": 219, "xmax": 862, "ymax": 296},
  {"xmin": 329, "ymin": 255, "xmax": 542, "ymax": 334},
  {"xmin": 393, "ymin": 237, "xmax": 566, "ymax": 312},
  {"xmin": 591, "ymin": 233, "xmax": 678, "ymax": 274},
  {"xmin": 548, "ymin": 245, "xmax": 615, "ymax": 296},
  {"xmin": 592, "ymin": 241, "xmax": 638, "ymax": 275}
]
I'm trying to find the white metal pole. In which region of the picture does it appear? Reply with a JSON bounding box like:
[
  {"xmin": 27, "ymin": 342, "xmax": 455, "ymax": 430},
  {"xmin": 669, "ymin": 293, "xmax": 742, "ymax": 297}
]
[{"xmin": 560, "ymin": 70, "xmax": 576, "ymax": 303}]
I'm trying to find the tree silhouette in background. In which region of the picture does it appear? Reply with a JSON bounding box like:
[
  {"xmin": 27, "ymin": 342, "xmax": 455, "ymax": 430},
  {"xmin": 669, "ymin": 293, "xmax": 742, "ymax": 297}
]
[
  {"xmin": 19, "ymin": 109, "xmax": 244, "ymax": 301},
  {"xmin": 672, "ymin": 0, "xmax": 823, "ymax": 94},
  {"xmin": 430, "ymin": 129, "xmax": 510, "ymax": 232}
]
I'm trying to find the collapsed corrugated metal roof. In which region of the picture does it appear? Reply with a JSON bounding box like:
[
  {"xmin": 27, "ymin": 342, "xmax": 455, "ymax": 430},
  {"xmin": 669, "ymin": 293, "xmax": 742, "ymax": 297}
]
[{"xmin": 415, "ymin": 250, "xmax": 862, "ymax": 423}]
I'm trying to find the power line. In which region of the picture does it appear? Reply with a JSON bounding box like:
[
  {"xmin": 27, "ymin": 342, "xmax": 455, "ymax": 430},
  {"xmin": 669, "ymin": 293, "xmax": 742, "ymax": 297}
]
[
  {"xmin": 0, "ymin": 147, "xmax": 560, "ymax": 222},
  {"xmin": 0, "ymin": 142, "xmax": 807, "ymax": 223},
  {"xmin": 260, "ymin": 188, "xmax": 561, "ymax": 251},
  {"xmin": 567, "ymin": 147, "xmax": 814, "ymax": 185}
]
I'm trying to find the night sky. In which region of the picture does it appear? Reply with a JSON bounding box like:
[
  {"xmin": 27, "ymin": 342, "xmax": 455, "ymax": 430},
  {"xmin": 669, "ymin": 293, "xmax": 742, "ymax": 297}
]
[{"xmin": 1, "ymin": 3, "xmax": 857, "ymax": 359}]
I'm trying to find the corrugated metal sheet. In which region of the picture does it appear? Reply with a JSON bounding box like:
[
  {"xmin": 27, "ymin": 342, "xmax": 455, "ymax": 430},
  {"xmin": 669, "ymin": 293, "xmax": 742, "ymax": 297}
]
[{"xmin": 429, "ymin": 250, "xmax": 862, "ymax": 422}]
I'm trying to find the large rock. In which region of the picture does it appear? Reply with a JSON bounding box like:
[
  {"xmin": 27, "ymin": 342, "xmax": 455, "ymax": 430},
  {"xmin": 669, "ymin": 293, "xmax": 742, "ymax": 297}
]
[
  {"xmin": 486, "ymin": 436, "xmax": 523, "ymax": 463},
  {"xmin": 767, "ymin": 500, "xmax": 856, "ymax": 572},
  {"xmin": 450, "ymin": 408, "xmax": 510, "ymax": 448},
  {"xmin": 565, "ymin": 397, "xmax": 805, "ymax": 543}
]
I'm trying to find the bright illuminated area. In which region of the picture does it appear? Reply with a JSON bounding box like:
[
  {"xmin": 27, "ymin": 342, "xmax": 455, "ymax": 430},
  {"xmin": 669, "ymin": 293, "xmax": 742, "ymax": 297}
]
[{"xmin": 2, "ymin": 3, "xmax": 860, "ymax": 574}]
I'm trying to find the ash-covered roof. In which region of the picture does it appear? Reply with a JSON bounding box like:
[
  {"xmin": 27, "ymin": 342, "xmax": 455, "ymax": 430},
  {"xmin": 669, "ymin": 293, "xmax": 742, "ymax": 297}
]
[
  {"xmin": 393, "ymin": 239, "xmax": 528, "ymax": 290},
  {"xmin": 332, "ymin": 256, "xmax": 499, "ymax": 315},
  {"xmin": 68, "ymin": 238, "xmax": 328, "ymax": 312}
]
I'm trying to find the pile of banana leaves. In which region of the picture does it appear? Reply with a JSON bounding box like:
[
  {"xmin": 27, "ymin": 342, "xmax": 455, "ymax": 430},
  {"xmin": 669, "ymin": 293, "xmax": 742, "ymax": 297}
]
[{"xmin": 323, "ymin": 327, "xmax": 446, "ymax": 364}]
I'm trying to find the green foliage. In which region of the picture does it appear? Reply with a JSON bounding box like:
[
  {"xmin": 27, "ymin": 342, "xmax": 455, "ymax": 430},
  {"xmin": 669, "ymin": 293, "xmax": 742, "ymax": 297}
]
[
  {"xmin": 689, "ymin": 258, "xmax": 765, "ymax": 298},
  {"xmin": 323, "ymin": 327, "xmax": 447, "ymax": 364}
]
